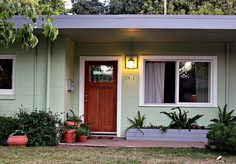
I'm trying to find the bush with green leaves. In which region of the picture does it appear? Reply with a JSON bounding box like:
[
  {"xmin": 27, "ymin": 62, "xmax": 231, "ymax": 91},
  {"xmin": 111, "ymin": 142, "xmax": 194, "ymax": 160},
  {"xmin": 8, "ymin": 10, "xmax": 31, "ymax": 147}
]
[
  {"xmin": 16, "ymin": 109, "xmax": 62, "ymax": 147},
  {"xmin": 207, "ymin": 122, "xmax": 236, "ymax": 152},
  {"xmin": 160, "ymin": 107, "xmax": 203, "ymax": 130},
  {"xmin": 0, "ymin": 116, "xmax": 19, "ymax": 145},
  {"xmin": 76, "ymin": 123, "xmax": 91, "ymax": 136},
  {"xmin": 211, "ymin": 104, "xmax": 236, "ymax": 126}
]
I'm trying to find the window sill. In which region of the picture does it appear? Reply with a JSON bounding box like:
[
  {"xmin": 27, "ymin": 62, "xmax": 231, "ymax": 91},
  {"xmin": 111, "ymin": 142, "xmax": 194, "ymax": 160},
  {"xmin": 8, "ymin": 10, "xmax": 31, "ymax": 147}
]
[
  {"xmin": 139, "ymin": 103, "xmax": 217, "ymax": 108},
  {"xmin": 0, "ymin": 94, "xmax": 16, "ymax": 100}
]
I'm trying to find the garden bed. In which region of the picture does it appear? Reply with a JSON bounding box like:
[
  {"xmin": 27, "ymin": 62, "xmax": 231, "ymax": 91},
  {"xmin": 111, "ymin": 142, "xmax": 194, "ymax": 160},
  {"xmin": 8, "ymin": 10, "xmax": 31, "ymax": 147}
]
[{"xmin": 126, "ymin": 128, "xmax": 209, "ymax": 142}]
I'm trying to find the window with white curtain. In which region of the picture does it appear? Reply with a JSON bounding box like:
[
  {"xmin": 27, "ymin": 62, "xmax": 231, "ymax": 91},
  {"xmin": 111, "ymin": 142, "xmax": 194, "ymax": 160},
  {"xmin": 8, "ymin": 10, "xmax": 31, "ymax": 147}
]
[
  {"xmin": 140, "ymin": 56, "xmax": 217, "ymax": 107},
  {"xmin": 0, "ymin": 55, "xmax": 15, "ymax": 94}
]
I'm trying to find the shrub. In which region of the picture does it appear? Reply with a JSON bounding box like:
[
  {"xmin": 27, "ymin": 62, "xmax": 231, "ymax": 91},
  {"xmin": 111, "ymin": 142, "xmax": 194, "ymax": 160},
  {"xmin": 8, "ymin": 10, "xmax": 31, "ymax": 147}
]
[
  {"xmin": 76, "ymin": 123, "xmax": 91, "ymax": 136},
  {"xmin": 207, "ymin": 123, "xmax": 236, "ymax": 152},
  {"xmin": 211, "ymin": 104, "xmax": 236, "ymax": 126},
  {"xmin": 160, "ymin": 107, "xmax": 203, "ymax": 130},
  {"xmin": 16, "ymin": 109, "xmax": 62, "ymax": 147},
  {"xmin": 0, "ymin": 116, "xmax": 19, "ymax": 145}
]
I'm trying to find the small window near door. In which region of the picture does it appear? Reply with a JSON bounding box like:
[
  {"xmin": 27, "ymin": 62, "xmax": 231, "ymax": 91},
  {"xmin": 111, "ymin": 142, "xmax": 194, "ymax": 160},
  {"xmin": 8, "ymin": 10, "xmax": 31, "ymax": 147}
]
[
  {"xmin": 140, "ymin": 56, "xmax": 217, "ymax": 107},
  {"xmin": 0, "ymin": 55, "xmax": 15, "ymax": 94},
  {"xmin": 89, "ymin": 65, "xmax": 113, "ymax": 82}
]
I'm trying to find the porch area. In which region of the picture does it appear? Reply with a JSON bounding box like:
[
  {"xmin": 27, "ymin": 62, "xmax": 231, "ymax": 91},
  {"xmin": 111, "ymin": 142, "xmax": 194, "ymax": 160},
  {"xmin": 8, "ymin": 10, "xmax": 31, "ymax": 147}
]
[{"xmin": 59, "ymin": 137, "xmax": 206, "ymax": 148}]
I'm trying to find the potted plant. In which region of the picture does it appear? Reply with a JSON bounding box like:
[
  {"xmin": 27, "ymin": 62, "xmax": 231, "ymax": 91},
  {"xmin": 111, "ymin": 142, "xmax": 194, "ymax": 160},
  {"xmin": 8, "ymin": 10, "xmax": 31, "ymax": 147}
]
[
  {"xmin": 126, "ymin": 108, "xmax": 208, "ymax": 142},
  {"xmin": 66, "ymin": 109, "xmax": 83, "ymax": 128},
  {"xmin": 7, "ymin": 130, "xmax": 28, "ymax": 146},
  {"xmin": 76, "ymin": 123, "xmax": 91, "ymax": 142},
  {"xmin": 64, "ymin": 126, "xmax": 77, "ymax": 143}
]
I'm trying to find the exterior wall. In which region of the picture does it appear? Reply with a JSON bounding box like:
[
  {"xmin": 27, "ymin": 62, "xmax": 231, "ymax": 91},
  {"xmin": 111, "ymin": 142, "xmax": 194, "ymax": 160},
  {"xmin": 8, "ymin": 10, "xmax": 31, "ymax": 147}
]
[
  {"xmin": 50, "ymin": 36, "xmax": 66, "ymax": 114},
  {"xmin": 0, "ymin": 37, "xmax": 234, "ymax": 137},
  {"xmin": 228, "ymin": 42, "xmax": 236, "ymax": 114},
  {"xmin": 0, "ymin": 45, "xmax": 35, "ymax": 115},
  {"xmin": 35, "ymin": 36, "xmax": 48, "ymax": 109},
  {"xmin": 0, "ymin": 36, "xmax": 68, "ymax": 116},
  {"xmin": 65, "ymin": 38, "xmax": 75, "ymax": 114},
  {"xmin": 75, "ymin": 42, "xmax": 227, "ymax": 136}
]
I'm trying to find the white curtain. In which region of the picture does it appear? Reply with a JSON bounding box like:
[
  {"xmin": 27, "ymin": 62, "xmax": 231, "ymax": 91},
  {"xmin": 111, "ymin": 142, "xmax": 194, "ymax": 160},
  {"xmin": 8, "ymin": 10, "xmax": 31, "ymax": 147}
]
[
  {"xmin": 145, "ymin": 61, "xmax": 165, "ymax": 103},
  {"xmin": 195, "ymin": 63, "xmax": 209, "ymax": 102}
]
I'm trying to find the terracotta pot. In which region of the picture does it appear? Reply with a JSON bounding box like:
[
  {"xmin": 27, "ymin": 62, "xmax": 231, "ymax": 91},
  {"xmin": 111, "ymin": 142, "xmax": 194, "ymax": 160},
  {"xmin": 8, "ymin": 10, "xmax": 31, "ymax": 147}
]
[
  {"xmin": 79, "ymin": 135, "xmax": 87, "ymax": 142},
  {"xmin": 66, "ymin": 121, "xmax": 76, "ymax": 127},
  {"xmin": 64, "ymin": 133, "xmax": 76, "ymax": 143},
  {"xmin": 66, "ymin": 129, "xmax": 76, "ymax": 134},
  {"xmin": 66, "ymin": 121, "xmax": 82, "ymax": 128},
  {"xmin": 7, "ymin": 135, "xmax": 28, "ymax": 146}
]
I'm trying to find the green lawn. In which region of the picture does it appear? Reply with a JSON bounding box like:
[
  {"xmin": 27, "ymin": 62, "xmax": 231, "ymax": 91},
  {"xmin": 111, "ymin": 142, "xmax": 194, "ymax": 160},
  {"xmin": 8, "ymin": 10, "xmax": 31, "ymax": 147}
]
[{"xmin": 0, "ymin": 146, "xmax": 235, "ymax": 163}]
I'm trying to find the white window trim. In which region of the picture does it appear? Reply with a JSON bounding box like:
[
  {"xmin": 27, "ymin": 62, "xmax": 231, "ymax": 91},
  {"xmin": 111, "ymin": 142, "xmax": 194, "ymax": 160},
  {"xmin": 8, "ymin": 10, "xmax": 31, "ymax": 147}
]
[
  {"xmin": 139, "ymin": 56, "xmax": 217, "ymax": 107},
  {"xmin": 0, "ymin": 55, "xmax": 16, "ymax": 95}
]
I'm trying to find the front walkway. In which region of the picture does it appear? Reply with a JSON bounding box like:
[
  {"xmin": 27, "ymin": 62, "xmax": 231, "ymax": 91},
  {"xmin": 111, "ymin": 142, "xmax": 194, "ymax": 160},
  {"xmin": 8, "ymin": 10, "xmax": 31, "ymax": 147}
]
[{"xmin": 59, "ymin": 137, "xmax": 207, "ymax": 148}]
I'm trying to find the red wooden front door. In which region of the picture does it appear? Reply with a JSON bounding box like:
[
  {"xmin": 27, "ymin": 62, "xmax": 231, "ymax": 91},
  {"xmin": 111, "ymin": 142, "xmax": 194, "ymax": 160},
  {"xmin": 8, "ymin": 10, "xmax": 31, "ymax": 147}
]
[{"xmin": 84, "ymin": 61, "xmax": 117, "ymax": 132}]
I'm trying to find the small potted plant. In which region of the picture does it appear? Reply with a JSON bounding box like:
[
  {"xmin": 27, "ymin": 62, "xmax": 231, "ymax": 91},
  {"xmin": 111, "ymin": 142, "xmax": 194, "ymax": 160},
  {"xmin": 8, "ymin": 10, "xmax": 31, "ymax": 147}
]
[
  {"xmin": 7, "ymin": 130, "xmax": 28, "ymax": 146},
  {"xmin": 66, "ymin": 109, "xmax": 83, "ymax": 128},
  {"xmin": 76, "ymin": 123, "xmax": 91, "ymax": 142},
  {"xmin": 64, "ymin": 126, "xmax": 77, "ymax": 143}
]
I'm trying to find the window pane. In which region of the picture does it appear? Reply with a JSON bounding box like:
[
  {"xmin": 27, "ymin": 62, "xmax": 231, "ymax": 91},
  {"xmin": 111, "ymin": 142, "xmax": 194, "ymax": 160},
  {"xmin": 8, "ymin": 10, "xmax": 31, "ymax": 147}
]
[
  {"xmin": 145, "ymin": 61, "xmax": 175, "ymax": 103},
  {"xmin": 0, "ymin": 59, "xmax": 13, "ymax": 89},
  {"xmin": 89, "ymin": 65, "xmax": 113, "ymax": 82},
  {"xmin": 179, "ymin": 62, "xmax": 210, "ymax": 103}
]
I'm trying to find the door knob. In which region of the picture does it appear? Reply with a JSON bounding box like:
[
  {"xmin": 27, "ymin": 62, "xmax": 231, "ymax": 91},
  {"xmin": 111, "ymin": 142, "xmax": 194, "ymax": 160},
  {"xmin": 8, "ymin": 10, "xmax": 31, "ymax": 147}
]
[{"xmin": 85, "ymin": 99, "xmax": 88, "ymax": 102}]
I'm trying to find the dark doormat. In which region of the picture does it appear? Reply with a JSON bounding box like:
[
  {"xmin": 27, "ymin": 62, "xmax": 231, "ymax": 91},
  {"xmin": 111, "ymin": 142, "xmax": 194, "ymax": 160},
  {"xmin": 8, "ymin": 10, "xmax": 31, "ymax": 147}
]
[{"xmin": 89, "ymin": 136, "xmax": 114, "ymax": 140}]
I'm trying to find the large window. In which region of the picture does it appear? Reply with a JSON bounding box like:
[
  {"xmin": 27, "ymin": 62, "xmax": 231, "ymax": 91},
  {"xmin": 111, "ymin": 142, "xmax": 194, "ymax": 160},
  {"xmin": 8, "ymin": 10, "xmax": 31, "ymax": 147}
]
[
  {"xmin": 140, "ymin": 56, "xmax": 217, "ymax": 107},
  {"xmin": 0, "ymin": 55, "xmax": 15, "ymax": 94}
]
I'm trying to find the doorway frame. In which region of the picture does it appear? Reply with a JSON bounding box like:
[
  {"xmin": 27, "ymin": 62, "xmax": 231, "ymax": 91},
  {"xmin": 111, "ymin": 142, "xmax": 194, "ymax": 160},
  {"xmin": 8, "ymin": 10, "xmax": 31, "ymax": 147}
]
[{"xmin": 79, "ymin": 56, "xmax": 122, "ymax": 137}]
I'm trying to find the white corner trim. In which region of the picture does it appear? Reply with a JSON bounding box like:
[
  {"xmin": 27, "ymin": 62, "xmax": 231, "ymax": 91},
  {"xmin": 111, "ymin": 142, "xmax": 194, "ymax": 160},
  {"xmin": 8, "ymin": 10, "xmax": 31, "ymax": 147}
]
[
  {"xmin": 79, "ymin": 56, "xmax": 122, "ymax": 137},
  {"xmin": 139, "ymin": 55, "xmax": 217, "ymax": 107}
]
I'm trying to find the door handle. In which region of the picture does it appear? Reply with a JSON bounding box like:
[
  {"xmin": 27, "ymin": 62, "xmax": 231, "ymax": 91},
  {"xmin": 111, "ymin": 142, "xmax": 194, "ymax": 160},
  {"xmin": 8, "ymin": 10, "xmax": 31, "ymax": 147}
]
[{"xmin": 85, "ymin": 99, "xmax": 88, "ymax": 103}]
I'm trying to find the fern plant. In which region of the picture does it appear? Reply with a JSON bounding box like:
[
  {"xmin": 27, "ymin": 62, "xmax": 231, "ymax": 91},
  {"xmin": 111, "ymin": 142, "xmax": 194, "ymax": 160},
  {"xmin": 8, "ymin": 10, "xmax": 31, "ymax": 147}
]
[
  {"xmin": 211, "ymin": 104, "xmax": 236, "ymax": 126},
  {"xmin": 127, "ymin": 111, "xmax": 146, "ymax": 129},
  {"xmin": 160, "ymin": 107, "xmax": 203, "ymax": 130}
]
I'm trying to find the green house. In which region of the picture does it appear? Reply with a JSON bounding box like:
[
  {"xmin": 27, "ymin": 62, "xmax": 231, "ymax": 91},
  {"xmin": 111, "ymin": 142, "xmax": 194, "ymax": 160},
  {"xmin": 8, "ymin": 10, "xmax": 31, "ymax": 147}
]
[{"xmin": 1, "ymin": 15, "xmax": 236, "ymax": 137}]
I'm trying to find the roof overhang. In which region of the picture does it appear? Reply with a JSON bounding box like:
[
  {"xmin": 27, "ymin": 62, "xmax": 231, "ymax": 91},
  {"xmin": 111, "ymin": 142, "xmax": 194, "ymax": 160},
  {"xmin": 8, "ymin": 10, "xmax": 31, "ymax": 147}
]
[{"xmin": 12, "ymin": 15, "xmax": 236, "ymax": 42}]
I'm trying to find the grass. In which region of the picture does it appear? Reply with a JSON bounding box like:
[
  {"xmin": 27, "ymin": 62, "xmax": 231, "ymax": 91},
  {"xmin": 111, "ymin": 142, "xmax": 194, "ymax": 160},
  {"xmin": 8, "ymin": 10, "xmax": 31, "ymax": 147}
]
[{"xmin": 0, "ymin": 146, "xmax": 236, "ymax": 164}]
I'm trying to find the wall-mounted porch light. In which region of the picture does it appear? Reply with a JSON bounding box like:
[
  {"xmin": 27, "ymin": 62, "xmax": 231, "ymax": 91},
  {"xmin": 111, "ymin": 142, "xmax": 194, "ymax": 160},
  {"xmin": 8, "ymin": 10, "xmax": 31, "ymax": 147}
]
[
  {"xmin": 125, "ymin": 55, "xmax": 138, "ymax": 69},
  {"xmin": 125, "ymin": 43, "xmax": 138, "ymax": 69}
]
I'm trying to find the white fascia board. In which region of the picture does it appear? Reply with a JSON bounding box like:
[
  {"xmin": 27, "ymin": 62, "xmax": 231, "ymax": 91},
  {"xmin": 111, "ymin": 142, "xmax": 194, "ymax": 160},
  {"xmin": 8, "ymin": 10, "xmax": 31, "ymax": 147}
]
[{"xmin": 12, "ymin": 15, "xmax": 236, "ymax": 30}]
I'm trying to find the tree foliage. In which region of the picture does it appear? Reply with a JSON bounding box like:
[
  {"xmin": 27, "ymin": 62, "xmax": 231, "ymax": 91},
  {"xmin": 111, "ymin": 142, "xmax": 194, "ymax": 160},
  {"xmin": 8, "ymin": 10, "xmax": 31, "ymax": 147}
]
[
  {"xmin": 72, "ymin": 0, "xmax": 105, "ymax": 14},
  {"xmin": 72, "ymin": 0, "xmax": 236, "ymax": 15},
  {"xmin": 0, "ymin": 0, "xmax": 65, "ymax": 50}
]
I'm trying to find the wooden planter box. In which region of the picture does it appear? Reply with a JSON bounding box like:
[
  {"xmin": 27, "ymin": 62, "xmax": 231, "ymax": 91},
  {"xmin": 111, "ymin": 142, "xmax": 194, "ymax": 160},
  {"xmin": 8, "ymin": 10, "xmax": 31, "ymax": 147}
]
[{"xmin": 126, "ymin": 128, "xmax": 209, "ymax": 142}]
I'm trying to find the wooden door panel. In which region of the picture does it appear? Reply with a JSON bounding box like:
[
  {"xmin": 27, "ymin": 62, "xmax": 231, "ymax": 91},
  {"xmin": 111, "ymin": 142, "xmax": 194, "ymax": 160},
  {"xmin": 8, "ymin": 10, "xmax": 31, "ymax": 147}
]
[
  {"xmin": 85, "ymin": 61, "xmax": 117, "ymax": 132},
  {"xmin": 98, "ymin": 86, "xmax": 116, "ymax": 131},
  {"xmin": 86, "ymin": 86, "xmax": 99, "ymax": 130}
]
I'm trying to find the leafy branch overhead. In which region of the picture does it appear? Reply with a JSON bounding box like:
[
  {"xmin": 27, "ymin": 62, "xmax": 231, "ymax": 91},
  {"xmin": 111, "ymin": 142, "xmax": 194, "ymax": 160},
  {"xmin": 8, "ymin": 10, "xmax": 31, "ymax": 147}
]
[{"xmin": 0, "ymin": 0, "xmax": 63, "ymax": 50}]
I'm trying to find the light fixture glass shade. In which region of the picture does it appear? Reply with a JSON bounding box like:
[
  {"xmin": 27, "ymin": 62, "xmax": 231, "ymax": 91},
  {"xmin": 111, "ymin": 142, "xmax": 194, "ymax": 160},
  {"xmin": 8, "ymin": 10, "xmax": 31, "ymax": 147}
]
[
  {"xmin": 125, "ymin": 56, "xmax": 138, "ymax": 69},
  {"xmin": 128, "ymin": 58, "xmax": 134, "ymax": 69}
]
